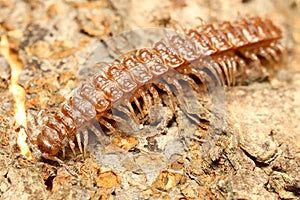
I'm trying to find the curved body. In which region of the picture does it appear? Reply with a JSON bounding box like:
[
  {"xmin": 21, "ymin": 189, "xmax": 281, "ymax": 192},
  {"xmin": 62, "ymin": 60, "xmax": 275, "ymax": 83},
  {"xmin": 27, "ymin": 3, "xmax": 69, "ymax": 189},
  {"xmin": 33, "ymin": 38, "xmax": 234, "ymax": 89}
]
[{"xmin": 35, "ymin": 16, "xmax": 284, "ymax": 160}]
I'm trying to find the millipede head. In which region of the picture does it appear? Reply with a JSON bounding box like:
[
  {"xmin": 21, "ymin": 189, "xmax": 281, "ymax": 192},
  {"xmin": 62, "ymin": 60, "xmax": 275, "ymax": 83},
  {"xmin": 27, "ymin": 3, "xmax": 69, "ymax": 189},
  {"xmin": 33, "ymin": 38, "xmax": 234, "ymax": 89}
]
[{"xmin": 37, "ymin": 126, "xmax": 62, "ymax": 157}]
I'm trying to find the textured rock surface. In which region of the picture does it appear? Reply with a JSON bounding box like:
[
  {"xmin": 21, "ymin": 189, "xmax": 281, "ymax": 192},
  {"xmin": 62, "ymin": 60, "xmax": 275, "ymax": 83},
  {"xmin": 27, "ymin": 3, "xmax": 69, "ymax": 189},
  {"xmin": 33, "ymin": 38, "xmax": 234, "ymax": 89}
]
[{"xmin": 0, "ymin": 0, "xmax": 299, "ymax": 199}]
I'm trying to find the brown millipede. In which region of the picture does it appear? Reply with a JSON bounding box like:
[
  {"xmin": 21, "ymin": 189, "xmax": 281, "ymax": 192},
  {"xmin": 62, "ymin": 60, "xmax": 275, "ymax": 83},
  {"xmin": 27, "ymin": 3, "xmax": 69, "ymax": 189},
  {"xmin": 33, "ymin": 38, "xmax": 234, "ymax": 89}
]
[{"xmin": 27, "ymin": 16, "xmax": 284, "ymax": 164}]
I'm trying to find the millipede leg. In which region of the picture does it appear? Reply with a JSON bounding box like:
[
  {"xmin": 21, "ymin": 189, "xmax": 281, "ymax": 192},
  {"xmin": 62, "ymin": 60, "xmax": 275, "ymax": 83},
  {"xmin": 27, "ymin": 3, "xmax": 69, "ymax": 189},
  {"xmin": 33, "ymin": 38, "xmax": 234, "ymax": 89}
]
[
  {"xmin": 134, "ymin": 88, "xmax": 145, "ymax": 109},
  {"xmin": 257, "ymin": 47, "xmax": 274, "ymax": 63},
  {"xmin": 217, "ymin": 57, "xmax": 231, "ymax": 86},
  {"xmin": 196, "ymin": 66, "xmax": 218, "ymax": 90},
  {"xmin": 148, "ymin": 85, "xmax": 165, "ymax": 125},
  {"xmin": 89, "ymin": 123, "xmax": 108, "ymax": 146},
  {"xmin": 81, "ymin": 128, "xmax": 89, "ymax": 157},
  {"xmin": 137, "ymin": 88, "xmax": 153, "ymax": 114},
  {"xmin": 149, "ymin": 85, "xmax": 162, "ymax": 105},
  {"xmin": 206, "ymin": 60, "xmax": 225, "ymax": 86},
  {"xmin": 271, "ymin": 41, "xmax": 285, "ymax": 54},
  {"xmin": 114, "ymin": 104, "xmax": 134, "ymax": 121},
  {"xmin": 165, "ymin": 76, "xmax": 189, "ymax": 111},
  {"xmin": 102, "ymin": 112, "xmax": 135, "ymax": 131},
  {"xmin": 227, "ymin": 56, "xmax": 238, "ymax": 86},
  {"xmin": 181, "ymin": 74, "xmax": 203, "ymax": 97},
  {"xmin": 88, "ymin": 123, "xmax": 101, "ymax": 136},
  {"xmin": 132, "ymin": 96, "xmax": 144, "ymax": 117},
  {"xmin": 62, "ymin": 146, "xmax": 66, "ymax": 159},
  {"xmin": 69, "ymin": 140, "xmax": 76, "ymax": 156},
  {"xmin": 144, "ymin": 90, "xmax": 153, "ymax": 110},
  {"xmin": 226, "ymin": 56, "xmax": 234, "ymax": 86},
  {"xmin": 154, "ymin": 81, "xmax": 176, "ymax": 112},
  {"xmin": 112, "ymin": 101, "xmax": 141, "ymax": 127},
  {"xmin": 235, "ymin": 56, "xmax": 247, "ymax": 84},
  {"xmin": 189, "ymin": 67, "xmax": 209, "ymax": 91},
  {"xmin": 76, "ymin": 132, "xmax": 83, "ymax": 154},
  {"xmin": 266, "ymin": 46, "xmax": 279, "ymax": 62},
  {"xmin": 251, "ymin": 51, "xmax": 264, "ymax": 79},
  {"xmin": 231, "ymin": 58, "xmax": 237, "ymax": 85},
  {"xmin": 244, "ymin": 50, "xmax": 263, "ymax": 80},
  {"xmin": 180, "ymin": 66, "xmax": 209, "ymax": 92},
  {"xmin": 98, "ymin": 117, "xmax": 116, "ymax": 133},
  {"xmin": 124, "ymin": 100, "xmax": 139, "ymax": 124}
]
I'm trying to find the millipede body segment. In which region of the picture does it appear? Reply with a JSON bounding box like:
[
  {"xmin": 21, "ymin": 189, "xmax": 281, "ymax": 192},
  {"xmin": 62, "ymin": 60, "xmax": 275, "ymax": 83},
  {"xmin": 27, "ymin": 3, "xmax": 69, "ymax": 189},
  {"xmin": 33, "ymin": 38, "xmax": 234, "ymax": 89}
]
[{"xmin": 32, "ymin": 16, "xmax": 284, "ymax": 162}]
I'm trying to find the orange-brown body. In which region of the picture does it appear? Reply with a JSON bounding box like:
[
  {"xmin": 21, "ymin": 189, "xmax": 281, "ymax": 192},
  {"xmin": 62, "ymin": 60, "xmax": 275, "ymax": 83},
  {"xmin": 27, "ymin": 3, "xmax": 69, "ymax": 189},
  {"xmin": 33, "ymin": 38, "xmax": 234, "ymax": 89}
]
[{"xmin": 34, "ymin": 16, "xmax": 284, "ymax": 161}]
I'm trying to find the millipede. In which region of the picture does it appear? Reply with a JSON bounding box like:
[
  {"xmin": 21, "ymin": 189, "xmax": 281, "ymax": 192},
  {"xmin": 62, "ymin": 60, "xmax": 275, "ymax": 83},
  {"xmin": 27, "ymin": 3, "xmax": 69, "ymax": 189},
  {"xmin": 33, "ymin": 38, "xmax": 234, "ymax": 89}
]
[{"xmin": 26, "ymin": 16, "xmax": 284, "ymax": 164}]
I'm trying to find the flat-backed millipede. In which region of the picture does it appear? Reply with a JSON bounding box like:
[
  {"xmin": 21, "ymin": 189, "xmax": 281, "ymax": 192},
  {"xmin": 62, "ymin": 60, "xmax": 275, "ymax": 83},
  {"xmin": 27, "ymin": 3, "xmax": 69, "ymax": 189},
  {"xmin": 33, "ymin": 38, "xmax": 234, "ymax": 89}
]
[{"xmin": 28, "ymin": 16, "xmax": 284, "ymax": 164}]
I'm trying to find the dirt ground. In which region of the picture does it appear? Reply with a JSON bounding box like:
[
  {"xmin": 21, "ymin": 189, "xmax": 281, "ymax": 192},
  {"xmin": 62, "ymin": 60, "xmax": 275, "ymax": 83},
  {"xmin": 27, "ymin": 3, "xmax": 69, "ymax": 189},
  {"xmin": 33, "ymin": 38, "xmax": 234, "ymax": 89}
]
[{"xmin": 0, "ymin": 0, "xmax": 299, "ymax": 199}]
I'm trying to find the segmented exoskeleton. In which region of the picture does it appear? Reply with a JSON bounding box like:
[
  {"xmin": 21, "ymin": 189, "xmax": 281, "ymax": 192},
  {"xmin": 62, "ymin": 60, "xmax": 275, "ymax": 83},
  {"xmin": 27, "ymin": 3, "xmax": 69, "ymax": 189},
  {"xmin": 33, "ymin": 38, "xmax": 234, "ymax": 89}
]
[{"xmin": 30, "ymin": 16, "xmax": 284, "ymax": 163}]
